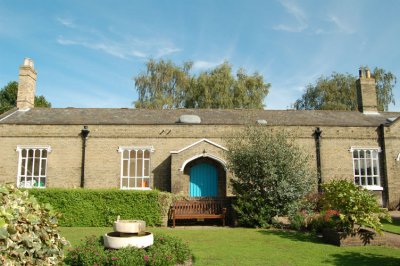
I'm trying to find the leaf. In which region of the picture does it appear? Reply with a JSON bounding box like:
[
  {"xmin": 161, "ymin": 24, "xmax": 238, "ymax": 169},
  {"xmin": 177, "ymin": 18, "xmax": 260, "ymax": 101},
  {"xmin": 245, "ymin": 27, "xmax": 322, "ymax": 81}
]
[{"xmin": 0, "ymin": 227, "xmax": 9, "ymax": 239}]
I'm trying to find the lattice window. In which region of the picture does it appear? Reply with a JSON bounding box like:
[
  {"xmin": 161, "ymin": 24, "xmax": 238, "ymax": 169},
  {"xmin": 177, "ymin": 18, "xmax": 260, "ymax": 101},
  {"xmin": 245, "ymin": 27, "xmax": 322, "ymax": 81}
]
[
  {"xmin": 17, "ymin": 146, "xmax": 51, "ymax": 188},
  {"xmin": 118, "ymin": 146, "xmax": 153, "ymax": 190},
  {"xmin": 352, "ymin": 148, "xmax": 381, "ymax": 188}
]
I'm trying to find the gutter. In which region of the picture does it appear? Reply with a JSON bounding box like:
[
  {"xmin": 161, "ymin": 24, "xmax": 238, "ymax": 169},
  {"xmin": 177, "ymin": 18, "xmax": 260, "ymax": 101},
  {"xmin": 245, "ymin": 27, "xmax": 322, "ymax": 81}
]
[
  {"xmin": 378, "ymin": 124, "xmax": 389, "ymax": 208},
  {"xmin": 313, "ymin": 127, "xmax": 322, "ymax": 192},
  {"xmin": 80, "ymin": 126, "xmax": 90, "ymax": 188}
]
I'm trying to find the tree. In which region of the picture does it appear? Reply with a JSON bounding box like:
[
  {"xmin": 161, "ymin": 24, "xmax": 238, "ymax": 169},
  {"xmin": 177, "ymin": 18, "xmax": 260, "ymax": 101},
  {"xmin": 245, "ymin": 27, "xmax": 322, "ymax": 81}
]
[
  {"xmin": 0, "ymin": 81, "xmax": 52, "ymax": 114},
  {"xmin": 134, "ymin": 59, "xmax": 192, "ymax": 109},
  {"xmin": 225, "ymin": 126, "xmax": 316, "ymax": 227},
  {"xmin": 134, "ymin": 59, "xmax": 270, "ymax": 109},
  {"xmin": 294, "ymin": 67, "xmax": 396, "ymax": 111}
]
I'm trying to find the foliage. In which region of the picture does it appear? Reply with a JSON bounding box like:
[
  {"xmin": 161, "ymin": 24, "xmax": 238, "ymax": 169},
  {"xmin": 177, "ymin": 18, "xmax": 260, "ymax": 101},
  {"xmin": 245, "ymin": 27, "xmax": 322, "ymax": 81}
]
[
  {"xmin": 157, "ymin": 192, "xmax": 175, "ymax": 217},
  {"xmin": 134, "ymin": 59, "xmax": 270, "ymax": 109},
  {"xmin": 294, "ymin": 67, "xmax": 396, "ymax": 111},
  {"xmin": 65, "ymin": 233, "xmax": 191, "ymax": 266},
  {"xmin": 288, "ymin": 192, "xmax": 322, "ymax": 231},
  {"xmin": 0, "ymin": 81, "xmax": 51, "ymax": 114},
  {"xmin": 225, "ymin": 126, "xmax": 316, "ymax": 227},
  {"xmin": 0, "ymin": 183, "xmax": 69, "ymax": 265},
  {"xmin": 29, "ymin": 188, "xmax": 169, "ymax": 227},
  {"xmin": 320, "ymin": 180, "xmax": 391, "ymax": 234}
]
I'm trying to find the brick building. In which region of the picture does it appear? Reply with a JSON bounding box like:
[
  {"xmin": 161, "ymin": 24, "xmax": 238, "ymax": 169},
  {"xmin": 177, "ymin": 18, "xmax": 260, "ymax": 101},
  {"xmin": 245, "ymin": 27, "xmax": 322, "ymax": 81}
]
[{"xmin": 1, "ymin": 59, "xmax": 399, "ymax": 209}]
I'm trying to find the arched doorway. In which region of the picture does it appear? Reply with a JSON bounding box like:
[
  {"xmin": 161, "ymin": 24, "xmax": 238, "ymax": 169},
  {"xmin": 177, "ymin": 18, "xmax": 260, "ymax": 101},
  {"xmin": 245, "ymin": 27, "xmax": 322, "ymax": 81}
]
[{"xmin": 189, "ymin": 162, "xmax": 218, "ymax": 197}]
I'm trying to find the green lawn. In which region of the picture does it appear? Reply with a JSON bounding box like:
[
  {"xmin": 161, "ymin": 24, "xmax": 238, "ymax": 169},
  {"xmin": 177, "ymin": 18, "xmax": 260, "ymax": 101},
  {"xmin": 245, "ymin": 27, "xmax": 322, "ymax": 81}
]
[
  {"xmin": 382, "ymin": 219, "xmax": 400, "ymax": 234},
  {"xmin": 60, "ymin": 227, "xmax": 400, "ymax": 266}
]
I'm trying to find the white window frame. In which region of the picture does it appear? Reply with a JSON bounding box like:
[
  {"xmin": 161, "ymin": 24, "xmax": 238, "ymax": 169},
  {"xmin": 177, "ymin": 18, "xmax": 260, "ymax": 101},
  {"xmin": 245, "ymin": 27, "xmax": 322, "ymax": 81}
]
[
  {"xmin": 16, "ymin": 145, "xmax": 51, "ymax": 189},
  {"xmin": 118, "ymin": 146, "xmax": 154, "ymax": 190},
  {"xmin": 350, "ymin": 147, "xmax": 383, "ymax": 190}
]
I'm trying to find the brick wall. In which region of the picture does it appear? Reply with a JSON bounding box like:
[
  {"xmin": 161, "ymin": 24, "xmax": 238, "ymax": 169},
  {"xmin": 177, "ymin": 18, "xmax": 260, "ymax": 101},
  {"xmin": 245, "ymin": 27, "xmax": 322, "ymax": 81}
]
[{"xmin": 0, "ymin": 123, "xmax": 392, "ymax": 206}]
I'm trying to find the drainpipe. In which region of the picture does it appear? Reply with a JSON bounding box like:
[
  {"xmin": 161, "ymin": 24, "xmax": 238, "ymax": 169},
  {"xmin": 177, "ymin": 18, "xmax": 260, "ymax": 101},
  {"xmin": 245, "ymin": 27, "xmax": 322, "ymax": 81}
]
[
  {"xmin": 313, "ymin": 127, "xmax": 322, "ymax": 192},
  {"xmin": 378, "ymin": 124, "xmax": 389, "ymax": 208},
  {"xmin": 80, "ymin": 125, "xmax": 90, "ymax": 188}
]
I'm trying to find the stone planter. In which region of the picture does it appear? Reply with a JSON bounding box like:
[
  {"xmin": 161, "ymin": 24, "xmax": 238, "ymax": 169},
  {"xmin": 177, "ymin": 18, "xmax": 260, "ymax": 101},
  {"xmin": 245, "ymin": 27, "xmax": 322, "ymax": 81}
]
[
  {"xmin": 113, "ymin": 220, "xmax": 145, "ymax": 233},
  {"xmin": 322, "ymin": 228, "xmax": 386, "ymax": 247},
  {"xmin": 103, "ymin": 231, "xmax": 154, "ymax": 249}
]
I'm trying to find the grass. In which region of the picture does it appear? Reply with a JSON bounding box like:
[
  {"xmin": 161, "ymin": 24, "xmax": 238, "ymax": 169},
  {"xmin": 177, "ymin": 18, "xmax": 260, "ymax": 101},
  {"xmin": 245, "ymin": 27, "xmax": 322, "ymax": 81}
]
[
  {"xmin": 60, "ymin": 227, "xmax": 400, "ymax": 266},
  {"xmin": 382, "ymin": 219, "xmax": 400, "ymax": 234}
]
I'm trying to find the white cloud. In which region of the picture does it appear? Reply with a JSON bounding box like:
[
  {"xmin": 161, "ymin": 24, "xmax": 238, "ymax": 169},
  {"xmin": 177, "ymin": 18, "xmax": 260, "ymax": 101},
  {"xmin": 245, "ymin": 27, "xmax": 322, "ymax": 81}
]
[
  {"xmin": 57, "ymin": 35, "xmax": 180, "ymax": 60},
  {"xmin": 273, "ymin": 0, "xmax": 308, "ymax": 32},
  {"xmin": 56, "ymin": 17, "xmax": 76, "ymax": 28},
  {"xmin": 328, "ymin": 15, "xmax": 355, "ymax": 34},
  {"xmin": 192, "ymin": 60, "xmax": 224, "ymax": 70},
  {"xmin": 157, "ymin": 47, "xmax": 182, "ymax": 57}
]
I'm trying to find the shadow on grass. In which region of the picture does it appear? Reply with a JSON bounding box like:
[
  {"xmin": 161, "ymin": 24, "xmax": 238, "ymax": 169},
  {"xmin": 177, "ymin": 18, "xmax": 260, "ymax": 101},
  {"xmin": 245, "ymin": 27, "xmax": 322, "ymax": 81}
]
[
  {"xmin": 257, "ymin": 229, "xmax": 324, "ymax": 244},
  {"xmin": 324, "ymin": 252, "xmax": 400, "ymax": 266}
]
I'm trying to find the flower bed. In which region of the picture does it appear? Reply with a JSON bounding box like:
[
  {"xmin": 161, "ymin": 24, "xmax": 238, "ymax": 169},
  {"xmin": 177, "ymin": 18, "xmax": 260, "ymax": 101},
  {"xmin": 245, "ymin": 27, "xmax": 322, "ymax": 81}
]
[{"xmin": 65, "ymin": 233, "xmax": 192, "ymax": 266}]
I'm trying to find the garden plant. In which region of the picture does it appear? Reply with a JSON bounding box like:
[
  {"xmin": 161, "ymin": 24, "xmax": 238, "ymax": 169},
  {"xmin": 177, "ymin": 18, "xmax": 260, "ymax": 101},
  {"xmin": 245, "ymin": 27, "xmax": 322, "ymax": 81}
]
[
  {"xmin": 65, "ymin": 233, "xmax": 191, "ymax": 266},
  {"xmin": 320, "ymin": 180, "xmax": 391, "ymax": 235},
  {"xmin": 225, "ymin": 126, "xmax": 316, "ymax": 227},
  {"xmin": 0, "ymin": 183, "xmax": 69, "ymax": 265}
]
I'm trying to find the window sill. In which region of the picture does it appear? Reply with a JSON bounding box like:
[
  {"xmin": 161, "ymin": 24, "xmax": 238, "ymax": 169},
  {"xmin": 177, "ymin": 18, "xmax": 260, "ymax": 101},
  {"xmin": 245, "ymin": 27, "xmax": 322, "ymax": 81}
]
[
  {"xmin": 120, "ymin": 187, "xmax": 151, "ymax": 191},
  {"xmin": 361, "ymin": 185, "xmax": 383, "ymax": 191}
]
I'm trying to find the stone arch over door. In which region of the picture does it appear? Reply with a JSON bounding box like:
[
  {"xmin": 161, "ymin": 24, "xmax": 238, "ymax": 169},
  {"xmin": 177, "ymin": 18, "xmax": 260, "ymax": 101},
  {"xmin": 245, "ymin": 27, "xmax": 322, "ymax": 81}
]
[
  {"xmin": 170, "ymin": 138, "xmax": 229, "ymax": 197},
  {"xmin": 183, "ymin": 157, "xmax": 226, "ymax": 197}
]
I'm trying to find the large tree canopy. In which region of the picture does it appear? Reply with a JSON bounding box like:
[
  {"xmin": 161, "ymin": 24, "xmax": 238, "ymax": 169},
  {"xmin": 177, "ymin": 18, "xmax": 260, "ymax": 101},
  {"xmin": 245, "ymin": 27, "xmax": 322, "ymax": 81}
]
[
  {"xmin": 134, "ymin": 59, "xmax": 270, "ymax": 109},
  {"xmin": 293, "ymin": 67, "xmax": 396, "ymax": 111},
  {"xmin": 0, "ymin": 81, "xmax": 51, "ymax": 115}
]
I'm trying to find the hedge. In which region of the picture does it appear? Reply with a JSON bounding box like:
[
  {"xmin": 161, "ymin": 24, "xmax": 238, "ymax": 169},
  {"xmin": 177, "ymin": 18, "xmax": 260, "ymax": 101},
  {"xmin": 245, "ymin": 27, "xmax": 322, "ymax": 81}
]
[{"xmin": 28, "ymin": 188, "xmax": 171, "ymax": 227}]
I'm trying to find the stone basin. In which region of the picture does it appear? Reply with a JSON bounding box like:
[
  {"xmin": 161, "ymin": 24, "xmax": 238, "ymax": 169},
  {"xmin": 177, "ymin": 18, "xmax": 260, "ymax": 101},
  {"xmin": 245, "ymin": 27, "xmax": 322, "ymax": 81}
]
[
  {"xmin": 113, "ymin": 220, "xmax": 146, "ymax": 233},
  {"xmin": 103, "ymin": 231, "xmax": 154, "ymax": 249}
]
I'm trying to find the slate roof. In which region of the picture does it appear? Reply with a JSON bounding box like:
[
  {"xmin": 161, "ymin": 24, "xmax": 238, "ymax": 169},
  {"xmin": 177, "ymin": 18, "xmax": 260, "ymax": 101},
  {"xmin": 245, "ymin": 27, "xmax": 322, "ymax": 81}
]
[{"xmin": 1, "ymin": 107, "xmax": 399, "ymax": 127}]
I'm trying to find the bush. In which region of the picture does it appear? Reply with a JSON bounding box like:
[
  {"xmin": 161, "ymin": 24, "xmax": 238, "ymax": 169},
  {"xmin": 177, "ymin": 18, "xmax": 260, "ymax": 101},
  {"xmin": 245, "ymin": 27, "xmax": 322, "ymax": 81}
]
[
  {"xmin": 28, "ymin": 189, "xmax": 174, "ymax": 227},
  {"xmin": 65, "ymin": 234, "xmax": 191, "ymax": 266},
  {"xmin": 0, "ymin": 183, "xmax": 69, "ymax": 265},
  {"xmin": 226, "ymin": 126, "xmax": 316, "ymax": 227},
  {"xmin": 288, "ymin": 192, "xmax": 322, "ymax": 231},
  {"xmin": 320, "ymin": 180, "xmax": 391, "ymax": 234}
]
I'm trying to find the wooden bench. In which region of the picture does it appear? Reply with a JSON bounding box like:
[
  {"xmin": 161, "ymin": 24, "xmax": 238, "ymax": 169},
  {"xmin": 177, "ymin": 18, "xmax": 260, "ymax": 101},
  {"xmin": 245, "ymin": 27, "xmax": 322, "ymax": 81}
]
[{"xmin": 170, "ymin": 199, "xmax": 227, "ymax": 227}]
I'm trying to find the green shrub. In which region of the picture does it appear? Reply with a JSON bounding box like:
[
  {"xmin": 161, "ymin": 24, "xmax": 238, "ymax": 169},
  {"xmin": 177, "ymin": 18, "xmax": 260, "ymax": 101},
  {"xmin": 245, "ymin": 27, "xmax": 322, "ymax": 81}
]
[
  {"xmin": 0, "ymin": 183, "xmax": 69, "ymax": 265},
  {"xmin": 28, "ymin": 189, "xmax": 173, "ymax": 227},
  {"xmin": 321, "ymin": 180, "xmax": 391, "ymax": 234},
  {"xmin": 65, "ymin": 233, "xmax": 191, "ymax": 266},
  {"xmin": 226, "ymin": 126, "xmax": 316, "ymax": 227}
]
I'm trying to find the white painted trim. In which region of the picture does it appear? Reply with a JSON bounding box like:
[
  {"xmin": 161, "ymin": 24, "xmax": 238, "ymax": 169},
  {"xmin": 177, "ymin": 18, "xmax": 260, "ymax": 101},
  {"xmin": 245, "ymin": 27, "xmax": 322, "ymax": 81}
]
[
  {"xmin": 170, "ymin": 138, "xmax": 228, "ymax": 154},
  {"xmin": 120, "ymin": 187, "xmax": 152, "ymax": 191},
  {"xmin": 362, "ymin": 185, "xmax": 384, "ymax": 191},
  {"xmin": 16, "ymin": 146, "xmax": 51, "ymax": 189},
  {"xmin": 349, "ymin": 147, "xmax": 381, "ymax": 153},
  {"xmin": 118, "ymin": 146, "xmax": 154, "ymax": 153},
  {"xmin": 179, "ymin": 153, "xmax": 227, "ymax": 171},
  {"xmin": 363, "ymin": 111, "xmax": 380, "ymax": 115},
  {"xmin": 0, "ymin": 109, "xmax": 19, "ymax": 122},
  {"xmin": 16, "ymin": 145, "xmax": 52, "ymax": 152},
  {"xmin": 118, "ymin": 146, "xmax": 153, "ymax": 190}
]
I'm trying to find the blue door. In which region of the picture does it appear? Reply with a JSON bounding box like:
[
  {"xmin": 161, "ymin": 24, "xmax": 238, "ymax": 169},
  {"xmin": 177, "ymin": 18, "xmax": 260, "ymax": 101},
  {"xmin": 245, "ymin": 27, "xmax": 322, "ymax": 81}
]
[{"xmin": 190, "ymin": 163, "xmax": 218, "ymax": 197}]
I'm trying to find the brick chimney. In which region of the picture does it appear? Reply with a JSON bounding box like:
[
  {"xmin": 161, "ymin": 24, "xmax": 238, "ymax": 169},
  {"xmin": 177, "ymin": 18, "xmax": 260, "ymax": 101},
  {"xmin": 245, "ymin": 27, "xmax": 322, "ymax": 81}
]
[
  {"xmin": 17, "ymin": 58, "xmax": 37, "ymax": 110},
  {"xmin": 356, "ymin": 67, "xmax": 378, "ymax": 114}
]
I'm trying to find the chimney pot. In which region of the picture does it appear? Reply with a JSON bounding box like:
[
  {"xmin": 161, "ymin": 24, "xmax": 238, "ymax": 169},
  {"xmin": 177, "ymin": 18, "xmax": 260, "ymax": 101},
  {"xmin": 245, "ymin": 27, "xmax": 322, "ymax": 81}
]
[
  {"xmin": 23, "ymin": 58, "xmax": 34, "ymax": 69},
  {"xmin": 366, "ymin": 68, "xmax": 371, "ymax": 78}
]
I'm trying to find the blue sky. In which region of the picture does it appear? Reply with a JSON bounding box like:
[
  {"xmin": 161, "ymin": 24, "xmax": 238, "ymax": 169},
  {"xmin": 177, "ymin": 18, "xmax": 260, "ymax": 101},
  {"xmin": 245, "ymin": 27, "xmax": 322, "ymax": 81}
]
[{"xmin": 1, "ymin": 0, "xmax": 400, "ymax": 110}]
